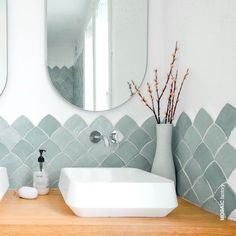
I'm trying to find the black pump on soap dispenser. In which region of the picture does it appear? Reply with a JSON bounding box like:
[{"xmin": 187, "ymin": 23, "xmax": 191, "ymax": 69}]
[
  {"xmin": 33, "ymin": 149, "xmax": 49, "ymax": 195},
  {"xmin": 38, "ymin": 149, "xmax": 46, "ymax": 172}
]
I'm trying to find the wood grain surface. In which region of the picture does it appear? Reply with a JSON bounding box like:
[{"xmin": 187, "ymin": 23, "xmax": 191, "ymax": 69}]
[{"xmin": 0, "ymin": 190, "xmax": 235, "ymax": 236}]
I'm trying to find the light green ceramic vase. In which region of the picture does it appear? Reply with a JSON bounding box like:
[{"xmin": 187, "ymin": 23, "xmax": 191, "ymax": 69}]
[{"xmin": 151, "ymin": 124, "xmax": 176, "ymax": 185}]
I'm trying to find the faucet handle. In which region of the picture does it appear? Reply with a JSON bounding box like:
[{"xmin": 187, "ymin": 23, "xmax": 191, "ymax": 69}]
[
  {"xmin": 89, "ymin": 131, "xmax": 102, "ymax": 143},
  {"xmin": 110, "ymin": 130, "xmax": 124, "ymax": 144},
  {"xmin": 89, "ymin": 131, "xmax": 110, "ymax": 147}
]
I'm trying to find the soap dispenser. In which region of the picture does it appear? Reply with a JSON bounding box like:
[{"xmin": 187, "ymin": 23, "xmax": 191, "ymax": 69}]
[{"xmin": 33, "ymin": 149, "xmax": 49, "ymax": 195}]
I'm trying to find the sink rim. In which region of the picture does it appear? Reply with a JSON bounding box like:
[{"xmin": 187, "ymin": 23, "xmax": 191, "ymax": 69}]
[{"xmin": 0, "ymin": 167, "xmax": 9, "ymax": 201}]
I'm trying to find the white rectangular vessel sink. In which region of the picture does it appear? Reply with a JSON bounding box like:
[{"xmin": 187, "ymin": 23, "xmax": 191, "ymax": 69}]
[
  {"xmin": 0, "ymin": 167, "xmax": 9, "ymax": 201},
  {"xmin": 59, "ymin": 168, "xmax": 178, "ymax": 217}
]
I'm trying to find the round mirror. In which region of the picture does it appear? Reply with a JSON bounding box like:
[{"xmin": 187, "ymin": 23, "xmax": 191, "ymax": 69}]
[{"xmin": 47, "ymin": 0, "xmax": 148, "ymax": 111}]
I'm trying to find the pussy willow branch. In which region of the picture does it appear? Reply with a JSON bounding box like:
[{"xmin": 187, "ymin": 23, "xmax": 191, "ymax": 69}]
[
  {"xmin": 127, "ymin": 82, "xmax": 134, "ymax": 96},
  {"xmin": 165, "ymin": 75, "xmax": 174, "ymax": 124},
  {"xmin": 127, "ymin": 42, "xmax": 189, "ymax": 124},
  {"xmin": 159, "ymin": 42, "xmax": 178, "ymax": 101},
  {"xmin": 168, "ymin": 76, "xmax": 175, "ymax": 123},
  {"xmin": 147, "ymin": 82, "xmax": 159, "ymax": 124},
  {"xmin": 154, "ymin": 70, "xmax": 161, "ymax": 124},
  {"xmin": 172, "ymin": 69, "xmax": 189, "ymax": 122},
  {"xmin": 131, "ymin": 80, "xmax": 159, "ymax": 124},
  {"xmin": 170, "ymin": 70, "xmax": 178, "ymax": 122}
]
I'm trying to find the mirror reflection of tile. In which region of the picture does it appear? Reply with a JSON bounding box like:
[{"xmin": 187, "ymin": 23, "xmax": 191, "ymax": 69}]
[
  {"xmin": 48, "ymin": 53, "xmax": 84, "ymax": 108},
  {"xmin": 0, "ymin": 103, "xmax": 235, "ymax": 219}
]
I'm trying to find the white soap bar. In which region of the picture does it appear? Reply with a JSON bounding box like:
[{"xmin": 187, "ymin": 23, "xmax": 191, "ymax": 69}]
[{"xmin": 18, "ymin": 187, "xmax": 38, "ymax": 200}]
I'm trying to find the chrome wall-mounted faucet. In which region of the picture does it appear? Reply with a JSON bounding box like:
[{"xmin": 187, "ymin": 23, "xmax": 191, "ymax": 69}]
[{"xmin": 89, "ymin": 130, "xmax": 123, "ymax": 147}]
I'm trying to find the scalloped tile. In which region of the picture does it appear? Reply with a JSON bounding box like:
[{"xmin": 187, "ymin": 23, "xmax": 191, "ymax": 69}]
[
  {"xmin": 102, "ymin": 153, "xmax": 125, "ymax": 167},
  {"xmin": 39, "ymin": 140, "xmax": 61, "ymax": 162},
  {"xmin": 115, "ymin": 115, "xmax": 139, "ymax": 137},
  {"xmin": 48, "ymin": 66, "xmax": 60, "ymax": 78},
  {"xmin": 141, "ymin": 116, "xmax": 157, "ymax": 139},
  {"xmin": 203, "ymin": 125, "xmax": 227, "ymax": 155},
  {"xmin": 0, "ymin": 153, "xmax": 22, "ymax": 176},
  {"xmin": 214, "ymin": 183, "xmax": 226, "ymax": 204},
  {"xmin": 38, "ymin": 115, "xmax": 61, "ymax": 137},
  {"xmin": 77, "ymin": 116, "xmax": 113, "ymax": 149},
  {"xmin": 0, "ymin": 128, "xmax": 22, "ymax": 150},
  {"xmin": 202, "ymin": 198, "xmax": 220, "ymax": 215},
  {"xmin": 140, "ymin": 140, "xmax": 156, "ymax": 164},
  {"xmin": 48, "ymin": 153, "xmax": 72, "ymax": 172},
  {"xmin": 172, "ymin": 112, "xmax": 192, "ymax": 149},
  {"xmin": 204, "ymin": 162, "xmax": 226, "ymax": 192},
  {"xmin": 51, "ymin": 181, "xmax": 59, "ymax": 188},
  {"xmin": 0, "ymin": 106, "xmax": 233, "ymax": 217},
  {"xmin": 88, "ymin": 142, "xmax": 111, "ymax": 164},
  {"xmin": 184, "ymin": 159, "xmax": 203, "ymax": 185},
  {"xmin": 12, "ymin": 116, "xmax": 34, "ymax": 137},
  {"xmin": 184, "ymin": 189, "xmax": 200, "ymax": 206},
  {"xmin": 51, "ymin": 127, "xmax": 75, "ymax": 150},
  {"xmin": 173, "ymin": 155, "xmax": 182, "ymax": 173},
  {"xmin": 175, "ymin": 141, "xmax": 192, "ymax": 166},
  {"xmin": 12, "ymin": 140, "xmax": 34, "ymax": 162},
  {"xmin": 64, "ymin": 115, "xmax": 87, "ymax": 136},
  {"xmin": 223, "ymin": 184, "xmax": 236, "ymax": 217},
  {"xmin": 175, "ymin": 112, "xmax": 192, "ymax": 137},
  {"xmin": 73, "ymin": 154, "xmax": 98, "ymax": 167},
  {"xmin": 0, "ymin": 143, "xmax": 9, "ymax": 160},
  {"xmin": 11, "ymin": 165, "xmax": 32, "ymax": 187},
  {"xmin": 174, "ymin": 104, "xmax": 236, "ymax": 219},
  {"xmin": 215, "ymin": 143, "xmax": 236, "ymax": 178},
  {"xmin": 228, "ymin": 169, "xmax": 236, "ymax": 193},
  {"xmin": 177, "ymin": 170, "xmax": 191, "ymax": 196},
  {"xmin": 215, "ymin": 184, "xmax": 236, "ymax": 217},
  {"xmin": 116, "ymin": 141, "xmax": 139, "ymax": 163},
  {"xmin": 25, "ymin": 127, "xmax": 48, "ymax": 148},
  {"xmin": 48, "ymin": 168, "xmax": 60, "ymax": 187},
  {"xmin": 184, "ymin": 126, "xmax": 202, "ymax": 154},
  {"xmin": 0, "ymin": 114, "xmax": 168, "ymax": 188},
  {"xmin": 25, "ymin": 151, "xmax": 42, "ymax": 171},
  {"xmin": 216, "ymin": 104, "xmax": 236, "ymax": 138},
  {"xmin": 89, "ymin": 116, "xmax": 113, "ymax": 136},
  {"xmin": 0, "ymin": 117, "xmax": 9, "ymax": 132},
  {"xmin": 193, "ymin": 143, "xmax": 214, "ymax": 171},
  {"xmin": 228, "ymin": 127, "xmax": 236, "ymax": 148},
  {"xmin": 9, "ymin": 180, "xmax": 20, "ymax": 189},
  {"xmin": 127, "ymin": 154, "xmax": 151, "ymax": 171},
  {"xmin": 77, "ymin": 127, "xmax": 96, "ymax": 148},
  {"xmin": 129, "ymin": 128, "xmax": 151, "ymax": 150},
  {"xmin": 63, "ymin": 140, "xmax": 86, "ymax": 163},
  {"xmin": 193, "ymin": 177, "xmax": 213, "ymax": 205},
  {"xmin": 193, "ymin": 109, "xmax": 213, "ymax": 137}
]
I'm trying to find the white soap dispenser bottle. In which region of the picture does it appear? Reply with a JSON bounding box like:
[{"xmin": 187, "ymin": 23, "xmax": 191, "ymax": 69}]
[{"xmin": 33, "ymin": 149, "xmax": 49, "ymax": 195}]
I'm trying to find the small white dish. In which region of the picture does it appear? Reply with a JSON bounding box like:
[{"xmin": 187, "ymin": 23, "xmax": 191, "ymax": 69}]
[{"xmin": 17, "ymin": 187, "xmax": 38, "ymax": 200}]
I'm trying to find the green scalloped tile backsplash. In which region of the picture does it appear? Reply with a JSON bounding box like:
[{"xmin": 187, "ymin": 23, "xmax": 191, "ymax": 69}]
[
  {"xmin": 173, "ymin": 103, "xmax": 236, "ymax": 220},
  {"xmin": 0, "ymin": 115, "xmax": 156, "ymax": 188},
  {"xmin": 0, "ymin": 103, "xmax": 235, "ymax": 221}
]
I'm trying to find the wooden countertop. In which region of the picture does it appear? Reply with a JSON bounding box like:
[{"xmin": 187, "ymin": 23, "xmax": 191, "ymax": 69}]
[{"xmin": 0, "ymin": 190, "xmax": 235, "ymax": 236}]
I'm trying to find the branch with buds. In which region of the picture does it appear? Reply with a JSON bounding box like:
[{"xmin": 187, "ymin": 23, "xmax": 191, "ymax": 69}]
[
  {"xmin": 128, "ymin": 42, "xmax": 189, "ymax": 124},
  {"xmin": 127, "ymin": 82, "xmax": 135, "ymax": 96}
]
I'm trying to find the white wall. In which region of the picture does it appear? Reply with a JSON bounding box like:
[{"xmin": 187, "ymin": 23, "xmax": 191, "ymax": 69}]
[
  {"xmin": 161, "ymin": 0, "xmax": 236, "ymax": 120},
  {"xmin": 0, "ymin": 0, "xmax": 235, "ymax": 126}
]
